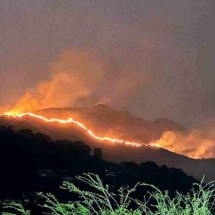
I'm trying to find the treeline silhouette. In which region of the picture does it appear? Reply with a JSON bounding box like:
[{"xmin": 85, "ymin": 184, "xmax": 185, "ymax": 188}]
[{"xmin": 0, "ymin": 126, "xmax": 197, "ymax": 213}]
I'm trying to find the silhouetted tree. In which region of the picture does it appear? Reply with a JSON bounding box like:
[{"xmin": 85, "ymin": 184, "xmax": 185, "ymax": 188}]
[{"xmin": 93, "ymin": 148, "xmax": 102, "ymax": 159}]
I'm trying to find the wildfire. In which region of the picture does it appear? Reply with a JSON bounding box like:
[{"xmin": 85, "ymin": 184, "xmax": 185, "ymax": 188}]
[{"xmin": 0, "ymin": 112, "xmax": 161, "ymax": 148}]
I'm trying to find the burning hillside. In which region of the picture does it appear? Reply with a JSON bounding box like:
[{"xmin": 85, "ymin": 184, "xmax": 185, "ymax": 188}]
[
  {"xmin": 1, "ymin": 48, "xmax": 214, "ymax": 160},
  {"xmin": 35, "ymin": 104, "xmax": 184, "ymax": 142},
  {"xmin": 1, "ymin": 105, "xmax": 215, "ymax": 181},
  {"xmin": 0, "ymin": 105, "xmax": 163, "ymax": 148},
  {"xmin": 1, "ymin": 104, "xmax": 215, "ymax": 160},
  {"xmin": 0, "ymin": 104, "xmax": 184, "ymax": 153}
]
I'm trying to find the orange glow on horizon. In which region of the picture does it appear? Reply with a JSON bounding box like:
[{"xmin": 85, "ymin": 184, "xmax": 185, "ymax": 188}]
[{"xmin": 0, "ymin": 111, "xmax": 161, "ymax": 148}]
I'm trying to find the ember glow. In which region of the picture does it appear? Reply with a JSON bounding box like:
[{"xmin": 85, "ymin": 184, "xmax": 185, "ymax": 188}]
[{"xmin": 0, "ymin": 112, "xmax": 161, "ymax": 148}]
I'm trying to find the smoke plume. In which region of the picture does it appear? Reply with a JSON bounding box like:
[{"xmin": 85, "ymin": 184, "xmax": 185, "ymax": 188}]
[
  {"xmin": 5, "ymin": 48, "xmax": 149, "ymax": 113},
  {"xmin": 8, "ymin": 50, "xmax": 106, "ymax": 112},
  {"xmin": 1, "ymin": 0, "xmax": 215, "ymax": 159},
  {"xmin": 157, "ymin": 128, "xmax": 215, "ymax": 159}
]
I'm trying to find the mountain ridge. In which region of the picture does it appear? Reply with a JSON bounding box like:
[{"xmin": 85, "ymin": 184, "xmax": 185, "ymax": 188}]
[
  {"xmin": 0, "ymin": 105, "xmax": 214, "ymax": 181},
  {"xmin": 35, "ymin": 104, "xmax": 184, "ymax": 143}
]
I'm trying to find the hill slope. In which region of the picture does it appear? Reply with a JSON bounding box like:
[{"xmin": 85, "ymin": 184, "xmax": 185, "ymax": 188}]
[
  {"xmin": 36, "ymin": 104, "xmax": 184, "ymax": 143},
  {"xmin": 0, "ymin": 105, "xmax": 214, "ymax": 181}
]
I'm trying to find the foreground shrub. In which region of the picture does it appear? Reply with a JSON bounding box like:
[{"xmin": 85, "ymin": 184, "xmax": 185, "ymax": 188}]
[{"xmin": 2, "ymin": 174, "xmax": 215, "ymax": 215}]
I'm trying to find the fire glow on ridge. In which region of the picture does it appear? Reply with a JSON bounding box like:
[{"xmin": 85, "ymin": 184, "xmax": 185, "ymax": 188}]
[{"xmin": 0, "ymin": 111, "xmax": 160, "ymax": 148}]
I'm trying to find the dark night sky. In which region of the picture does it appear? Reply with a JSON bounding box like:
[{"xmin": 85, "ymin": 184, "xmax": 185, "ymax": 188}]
[{"xmin": 0, "ymin": 0, "xmax": 215, "ymax": 127}]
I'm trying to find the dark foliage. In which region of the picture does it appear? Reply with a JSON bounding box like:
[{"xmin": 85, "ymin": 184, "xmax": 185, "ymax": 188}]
[{"xmin": 0, "ymin": 126, "xmax": 197, "ymax": 213}]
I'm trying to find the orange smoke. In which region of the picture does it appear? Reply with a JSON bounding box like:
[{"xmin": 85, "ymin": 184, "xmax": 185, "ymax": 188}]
[
  {"xmin": 7, "ymin": 50, "xmax": 105, "ymax": 113},
  {"xmin": 2, "ymin": 49, "xmax": 214, "ymax": 159},
  {"xmin": 0, "ymin": 111, "xmax": 160, "ymax": 148},
  {"xmin": 157, "ymin": 129, "xmax": 215, "ymax": 159},
  {"xmin": 0, "ymin": 49, "xmax": 161, "ymax": 150}
]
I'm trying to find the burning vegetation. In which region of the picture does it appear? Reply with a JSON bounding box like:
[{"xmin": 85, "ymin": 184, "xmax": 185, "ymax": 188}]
[{"xmin": 0, "ymin": 111, "xmax": 160, "ymax": 148}]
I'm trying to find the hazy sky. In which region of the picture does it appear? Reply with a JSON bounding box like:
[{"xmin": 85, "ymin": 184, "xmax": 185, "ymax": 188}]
[{"xmin": 0, "ymin": 0, "xmax": 215, "ymax": 127}]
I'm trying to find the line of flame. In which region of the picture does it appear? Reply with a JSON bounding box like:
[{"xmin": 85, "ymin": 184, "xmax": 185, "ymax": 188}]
[{"xmin": 0, "ymin": 112, "xmax": 160, "ymax": 148}]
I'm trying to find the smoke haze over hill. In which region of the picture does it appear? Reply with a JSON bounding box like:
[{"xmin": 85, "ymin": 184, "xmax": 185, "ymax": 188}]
[
  {"xmin": 1, "ymin": 0, "xmax": 215, "ymax": 127},
  {"xmin": 1, "ymin": 1, "xmax": 215, "ymax": 164}
]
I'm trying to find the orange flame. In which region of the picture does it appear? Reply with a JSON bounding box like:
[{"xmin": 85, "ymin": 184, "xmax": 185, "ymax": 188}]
[{"xmin": 0, "ymin": 112, "xmax": 161, "ymax": 148}]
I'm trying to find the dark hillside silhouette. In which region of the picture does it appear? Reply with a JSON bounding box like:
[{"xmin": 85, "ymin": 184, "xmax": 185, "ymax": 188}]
[
  {"xmin": 1, "ymin": 111, "xmax": 215, "ymax": 182},
  {"xmin": 0, "ymin": 126, "xmax": 196, "ymax": 205}
]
